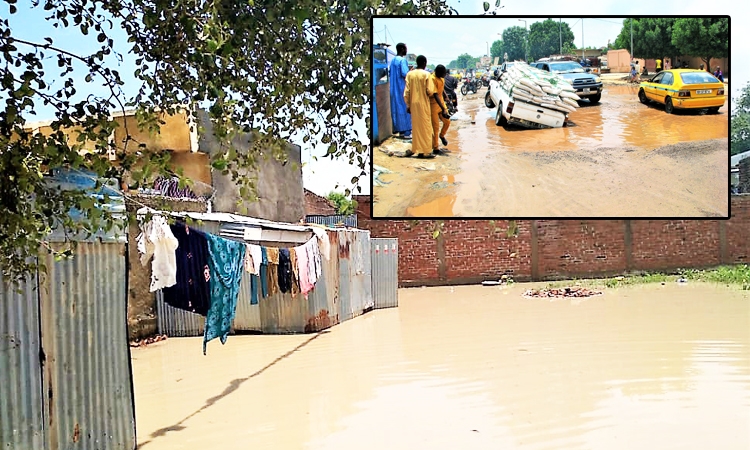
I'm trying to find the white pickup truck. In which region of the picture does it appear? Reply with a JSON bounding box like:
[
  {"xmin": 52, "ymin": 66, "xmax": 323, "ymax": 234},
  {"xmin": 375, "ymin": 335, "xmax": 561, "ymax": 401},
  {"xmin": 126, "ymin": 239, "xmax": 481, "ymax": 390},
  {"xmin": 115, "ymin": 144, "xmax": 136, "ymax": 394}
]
[{"xmin": 485, "ymin": 78, "xmax": 568, "ymax": 129}]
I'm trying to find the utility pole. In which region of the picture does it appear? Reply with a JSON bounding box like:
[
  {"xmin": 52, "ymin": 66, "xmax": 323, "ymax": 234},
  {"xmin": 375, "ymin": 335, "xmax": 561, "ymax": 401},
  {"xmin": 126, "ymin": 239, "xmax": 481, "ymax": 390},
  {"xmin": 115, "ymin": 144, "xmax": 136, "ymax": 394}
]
[
  {"xmin": 630, "ymin": 19, "xmax": 633, "ymax": 60},
  {"xmin": 559, "ymin": 18, "xmax": 562, "ymax": 55},
  {"xmin": 582, "ymin": 18, "xmax": 585, "ymax": 63},
  {"xmin": 518, "ymin": 19, "xmax": 527, "ymax": 62}
]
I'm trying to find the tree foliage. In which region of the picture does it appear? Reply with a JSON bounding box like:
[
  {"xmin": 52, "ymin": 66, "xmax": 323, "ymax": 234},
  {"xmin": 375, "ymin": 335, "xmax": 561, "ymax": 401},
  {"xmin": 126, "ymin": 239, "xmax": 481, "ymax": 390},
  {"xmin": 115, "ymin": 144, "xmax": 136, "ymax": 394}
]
[
  {"xmin": 731, "ymin": 82, "xmax": 750, "ymax": 157},
  {"xmin": 671, "ymin": 17, "xmax": 728, "ymax": 70},
  {"xmin": 455, "ymin": 52, "xmax": 480, "ymax": 69},
  {"xmin": 528, "ymin": 19, "xmax": 574, "ymax": 61},
  {"xmin": 326, "ymin": 192, "xmax": 357, "ymax": 215},
  {"xmin": 614, "ymin": 17, "xmax": 728, "ymax": 67},
  {"xmin": 0, "ymin": 0, "xmax": 452, "ymax": 283},
  {"xmin": 635, "ymin": 18, "xmax": 679, "ymax": 60},
  {"xmin": 490, "ymin": 39, "xmax": 504, "ymax": 60},
  {"xmin": 501, "ymin": 26, "xmax": 527, "ymax": 62}
]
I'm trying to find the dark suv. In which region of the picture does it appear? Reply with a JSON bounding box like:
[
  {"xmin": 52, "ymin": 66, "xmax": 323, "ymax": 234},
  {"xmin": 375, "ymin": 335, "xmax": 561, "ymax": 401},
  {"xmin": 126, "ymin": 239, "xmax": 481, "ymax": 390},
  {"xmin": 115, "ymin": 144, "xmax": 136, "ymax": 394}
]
[{"xmin": 531, "ymin": 61, "xmax": 603, "ymax": 103}]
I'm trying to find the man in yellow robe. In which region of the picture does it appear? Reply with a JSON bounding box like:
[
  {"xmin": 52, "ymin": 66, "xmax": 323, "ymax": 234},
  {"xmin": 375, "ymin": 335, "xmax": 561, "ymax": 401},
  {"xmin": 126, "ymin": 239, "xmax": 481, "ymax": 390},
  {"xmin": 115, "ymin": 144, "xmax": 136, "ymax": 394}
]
[
  {"xmin": 403, "ymin": 55, "xmax": 433, "ymax": 158},
  {"xmin": 427, "ymin": 64, "xmax": 450, "ymax": 152}
]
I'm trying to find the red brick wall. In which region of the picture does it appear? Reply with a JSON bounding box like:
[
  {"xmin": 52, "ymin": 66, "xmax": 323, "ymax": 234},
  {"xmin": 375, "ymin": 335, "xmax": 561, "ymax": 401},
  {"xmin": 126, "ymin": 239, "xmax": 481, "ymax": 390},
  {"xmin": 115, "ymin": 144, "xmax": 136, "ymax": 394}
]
[
  {"xmin": 726, "ymin": 198, "xmax": 750, "ymax": 263},
  {"xmin": 631, "ymin": 220, "xmax": 721, "ymax": 271},
  {"xmin": 537, "ymin": 220, "xmax": 627, "ymax": 279},
  {"xmin": 443, "ymin": 220, "xmax": 532, "ymax": 281},
  {"xmin": 359, "ymin": 196, "xmax": 750, "ymax": 286}
]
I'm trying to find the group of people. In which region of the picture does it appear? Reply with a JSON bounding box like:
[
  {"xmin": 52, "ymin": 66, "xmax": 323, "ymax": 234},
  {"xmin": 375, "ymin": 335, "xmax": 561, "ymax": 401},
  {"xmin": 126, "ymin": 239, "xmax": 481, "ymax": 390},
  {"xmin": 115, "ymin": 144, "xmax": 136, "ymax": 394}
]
[
  {"xmin": 389, "ymin": 43, "xmax": 458, "ymax": 159},
  {"xmin": 630, "ymin": 58, "xmax": 725, "ymax": 83}
]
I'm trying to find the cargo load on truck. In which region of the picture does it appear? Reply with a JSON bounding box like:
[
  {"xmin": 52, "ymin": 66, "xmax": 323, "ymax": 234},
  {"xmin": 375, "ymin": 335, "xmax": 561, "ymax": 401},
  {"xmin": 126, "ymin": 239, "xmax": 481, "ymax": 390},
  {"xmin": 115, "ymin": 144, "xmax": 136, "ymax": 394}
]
[{"xmin": 500, "ymin": 61, "xmax": 581, "ymax": 115}]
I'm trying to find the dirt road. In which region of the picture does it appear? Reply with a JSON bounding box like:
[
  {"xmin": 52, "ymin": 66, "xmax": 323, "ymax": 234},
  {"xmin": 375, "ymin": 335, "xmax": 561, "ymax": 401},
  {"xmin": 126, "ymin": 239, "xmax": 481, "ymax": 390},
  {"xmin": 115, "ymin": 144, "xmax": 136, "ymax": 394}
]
[{"xmin": 373, "ymin": 82, "xmax": 729, "ymax": 218}]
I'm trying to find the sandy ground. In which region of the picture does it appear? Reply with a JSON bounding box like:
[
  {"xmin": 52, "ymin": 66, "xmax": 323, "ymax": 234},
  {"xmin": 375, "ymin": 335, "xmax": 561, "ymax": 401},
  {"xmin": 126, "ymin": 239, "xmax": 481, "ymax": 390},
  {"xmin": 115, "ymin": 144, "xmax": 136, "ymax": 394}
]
[
  {"xmin": 131, "ymin": 282, "xmax": 750, "ymax": 450},
  {"xmin": 373, "ymin": 78, "xmax": 729, "ymax": 218}
]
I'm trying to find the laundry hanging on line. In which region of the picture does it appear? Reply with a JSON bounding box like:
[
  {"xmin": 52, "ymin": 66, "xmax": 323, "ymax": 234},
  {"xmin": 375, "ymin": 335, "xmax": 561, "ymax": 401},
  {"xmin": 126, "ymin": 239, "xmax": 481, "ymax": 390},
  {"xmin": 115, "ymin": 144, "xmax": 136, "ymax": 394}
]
[{"xmin": 137, "ymin": 213, "xmax": 329, "ymax": 353}]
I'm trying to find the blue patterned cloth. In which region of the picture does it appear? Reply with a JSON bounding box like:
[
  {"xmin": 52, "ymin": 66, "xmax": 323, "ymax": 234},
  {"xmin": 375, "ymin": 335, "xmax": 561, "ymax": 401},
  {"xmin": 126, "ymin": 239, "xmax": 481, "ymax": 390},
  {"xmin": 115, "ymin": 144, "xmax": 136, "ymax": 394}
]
[
  {"xmin": 250, "ymin": 274, "xmax": 259, "ymax": 305},
  {"xmin": 203, "ymin": 234, "xmax": 245, "ymax": 355}
]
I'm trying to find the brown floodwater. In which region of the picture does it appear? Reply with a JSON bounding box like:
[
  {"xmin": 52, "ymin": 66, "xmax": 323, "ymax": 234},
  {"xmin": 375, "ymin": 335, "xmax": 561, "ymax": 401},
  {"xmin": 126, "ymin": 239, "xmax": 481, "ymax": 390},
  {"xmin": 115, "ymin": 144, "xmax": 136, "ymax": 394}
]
[
  {"xmin": 132, "ymin": 282, "xmax": 750, "ymax": 449},
  {"xmin": 372, "ymin": 83, "xmax": 729, "ymax": 218}
]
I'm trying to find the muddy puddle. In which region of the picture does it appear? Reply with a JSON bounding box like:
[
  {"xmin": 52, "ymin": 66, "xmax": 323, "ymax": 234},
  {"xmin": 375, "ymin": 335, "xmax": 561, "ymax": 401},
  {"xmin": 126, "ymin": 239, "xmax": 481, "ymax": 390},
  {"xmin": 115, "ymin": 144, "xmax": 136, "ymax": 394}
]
[
  {"xmin": 373, "ymin": 83, "xmax": 729, "ymax": 218},
  {"xmin": 132, "ymin": 282, "xmax": 750, "ymax": 450}
]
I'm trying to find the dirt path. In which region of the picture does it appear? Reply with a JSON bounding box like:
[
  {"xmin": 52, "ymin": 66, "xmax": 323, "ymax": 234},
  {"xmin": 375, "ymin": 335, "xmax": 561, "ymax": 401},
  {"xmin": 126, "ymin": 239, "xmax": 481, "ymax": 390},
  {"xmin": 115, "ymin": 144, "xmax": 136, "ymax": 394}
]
[{"xmin": 373, "ymin": 82, "xmax": 729, "ymax": 218}]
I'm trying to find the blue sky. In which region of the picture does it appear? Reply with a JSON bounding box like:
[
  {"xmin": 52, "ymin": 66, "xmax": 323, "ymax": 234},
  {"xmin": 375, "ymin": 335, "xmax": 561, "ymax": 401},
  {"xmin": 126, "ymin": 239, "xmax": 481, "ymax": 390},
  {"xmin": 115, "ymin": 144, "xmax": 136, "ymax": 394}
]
[{"xmin": 7, "ymin": 3, "xmax": 743, "ymax": 198}]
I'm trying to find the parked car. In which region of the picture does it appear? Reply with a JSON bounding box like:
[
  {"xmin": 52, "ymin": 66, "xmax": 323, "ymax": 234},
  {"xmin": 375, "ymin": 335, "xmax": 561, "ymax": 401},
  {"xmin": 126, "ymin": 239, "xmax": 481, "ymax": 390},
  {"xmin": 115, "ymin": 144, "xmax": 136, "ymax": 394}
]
[
  {"xmin": 531, "ymin": 61, "xmax": 603, "ymax": 103},
  {"xmin": 637, "ymin": 69, "xmax": 726, "ymax": 114}
]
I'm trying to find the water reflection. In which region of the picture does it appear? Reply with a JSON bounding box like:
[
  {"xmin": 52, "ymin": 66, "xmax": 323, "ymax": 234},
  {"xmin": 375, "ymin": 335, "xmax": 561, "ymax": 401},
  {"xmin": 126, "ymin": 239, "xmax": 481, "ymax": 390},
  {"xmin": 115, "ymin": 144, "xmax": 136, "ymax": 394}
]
[{"xmin": 132, "ymin": 283, "xmax": 750, "ymax": 450}]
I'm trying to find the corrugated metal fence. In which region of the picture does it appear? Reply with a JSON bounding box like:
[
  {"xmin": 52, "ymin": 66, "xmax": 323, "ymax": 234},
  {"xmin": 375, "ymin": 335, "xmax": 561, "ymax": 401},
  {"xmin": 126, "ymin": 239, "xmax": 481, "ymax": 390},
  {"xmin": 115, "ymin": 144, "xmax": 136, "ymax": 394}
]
[
  {"xmin": 305, "ymin": 214, "xmax": 358, "ymax": 228},
  {"xmin": 156, "ymin": 227, "xmax": 373, "ymax": 337},
  {"xmin": 371, "ymin": 238, "xmax": 399, "ymax": 309},
  {"xmin": 1, "ymin": 242, "xmax": 135, "ymax": 450}
]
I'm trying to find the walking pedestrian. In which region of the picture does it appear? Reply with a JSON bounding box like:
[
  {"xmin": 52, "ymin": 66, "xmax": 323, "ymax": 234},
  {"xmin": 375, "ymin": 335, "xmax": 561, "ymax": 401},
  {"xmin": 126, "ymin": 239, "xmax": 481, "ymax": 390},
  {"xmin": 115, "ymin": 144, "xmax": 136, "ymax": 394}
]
[
  {"xmin": 404, "ymin": 55, "xmax": 433, "ymax": 158},
  {"xmin": 443, "ymin": 68, "xmax": 458, "ymax": 112},
  {"xmin": 428, "ymin": 64, "xmax": 451, "ymax": 154},
  {"xmin": 389, "ymin": 43, "xmax": 412, "ymax": 139}
]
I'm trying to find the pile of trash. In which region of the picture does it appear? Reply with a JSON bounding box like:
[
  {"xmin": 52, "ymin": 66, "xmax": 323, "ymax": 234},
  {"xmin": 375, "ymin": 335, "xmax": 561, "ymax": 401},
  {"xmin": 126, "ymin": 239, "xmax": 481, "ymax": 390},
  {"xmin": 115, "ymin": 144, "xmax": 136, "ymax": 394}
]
[
  {"xmin": 523, "ymin": 286, "xmax": 602, "ymax": 298},
  {"xmin": 129, "ymin": 334, "xmax": 168, "ymax": 348},
  {"xmin": 500, "ymin": 62, "xmax": 581, "ymax": 114}
]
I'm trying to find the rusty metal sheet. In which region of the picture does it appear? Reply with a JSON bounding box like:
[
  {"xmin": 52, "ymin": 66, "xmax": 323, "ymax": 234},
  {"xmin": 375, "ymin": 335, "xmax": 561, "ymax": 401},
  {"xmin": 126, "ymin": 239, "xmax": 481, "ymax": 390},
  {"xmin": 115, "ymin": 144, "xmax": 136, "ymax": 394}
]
[
  {"xmin": 39, "ymin": 242, "xmax": 136, "ymax": 450},
  {"xmin": 1, "ymin": 276, "xmax": 46, "ymax": 450}
]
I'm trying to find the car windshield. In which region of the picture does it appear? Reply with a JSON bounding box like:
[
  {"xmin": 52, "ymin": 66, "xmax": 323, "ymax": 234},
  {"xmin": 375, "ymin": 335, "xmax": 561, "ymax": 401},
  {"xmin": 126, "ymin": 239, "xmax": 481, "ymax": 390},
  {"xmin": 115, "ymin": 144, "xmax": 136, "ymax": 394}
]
[
  {"xmin": 680, "ymin": 72, "xmax": 720, "ymax": 84},
  {"xmin": 548, "ymin": 62, "xmax": 585, "ymax": 73}
]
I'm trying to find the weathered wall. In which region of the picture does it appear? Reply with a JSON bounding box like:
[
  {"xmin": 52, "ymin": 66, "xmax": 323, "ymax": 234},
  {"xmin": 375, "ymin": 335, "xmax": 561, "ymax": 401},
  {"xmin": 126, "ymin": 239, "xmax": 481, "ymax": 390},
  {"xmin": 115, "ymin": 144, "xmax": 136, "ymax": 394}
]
[
  {"xmin": 375, "ymin": 83, "xmax": 392, "ymax": 144},
  {"xmin": 196, "ymin": 110, "xmax": 305, "ymax": 223},
  {"xmin": 125, "ymin": 195, "xmax": 207, "ymax": 340},
  {"xmin": 358, "ymin": 196, "xmax": 750, "ymax": 286}
]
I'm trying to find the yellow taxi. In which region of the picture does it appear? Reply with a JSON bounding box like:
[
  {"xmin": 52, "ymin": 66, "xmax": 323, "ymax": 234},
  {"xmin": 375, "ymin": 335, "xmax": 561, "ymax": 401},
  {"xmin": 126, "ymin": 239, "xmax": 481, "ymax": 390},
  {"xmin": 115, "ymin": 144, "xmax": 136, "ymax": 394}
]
[{"xmin": 638, "ymin": 69, "xmax": 725, "ymax": 114}]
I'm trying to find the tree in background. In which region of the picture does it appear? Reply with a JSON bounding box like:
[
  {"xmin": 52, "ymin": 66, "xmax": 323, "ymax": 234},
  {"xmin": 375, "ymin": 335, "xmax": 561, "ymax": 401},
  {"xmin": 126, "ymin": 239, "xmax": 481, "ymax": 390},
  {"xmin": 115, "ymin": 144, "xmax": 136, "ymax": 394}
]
[
  {"xmin": 490, "ymin": 40, "xmax": 504, "ymax": 60},
  {"xmin": 671, "ymin": 17, "xmax": 728, "ymax": 71},
  {"xmin": 326, "ymin": 192, "xmax": 358, "ymax": 215},
  {"xmin": 502, "ymin": 26, "xmax": 528, "ymax": 62},
  {"xmin": 731, "ymin": 83, "xmax": 750, "ymax": 157},
  {"xmin": 528, "ymin": 19, "xmax": 574, "ymax": 61},
  {"xmin": 0, "ymin": 0, "xmax": 452, "ymax": 283},
  {"xmin": 613, "ymin": 18, "xmax": 638, "ymax": 54},
  {"xmin": 614, "ymin": 17, "xmax": 728, "ymax": 69},
  {"xmin": 562, "ymin": 42, "xmax": 577, "ymax": 56}
]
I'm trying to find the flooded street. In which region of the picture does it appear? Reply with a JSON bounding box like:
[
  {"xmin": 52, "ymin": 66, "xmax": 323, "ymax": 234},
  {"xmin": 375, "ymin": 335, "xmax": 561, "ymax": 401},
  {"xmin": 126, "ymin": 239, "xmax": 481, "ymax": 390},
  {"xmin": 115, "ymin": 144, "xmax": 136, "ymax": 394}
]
[
  {"xmin": 373, "ymin": 82, "xmax": 729, "ymax": 218},
  {"xmin": 132, "ymin": 282, "xmax": 750, "ymax": 450}
]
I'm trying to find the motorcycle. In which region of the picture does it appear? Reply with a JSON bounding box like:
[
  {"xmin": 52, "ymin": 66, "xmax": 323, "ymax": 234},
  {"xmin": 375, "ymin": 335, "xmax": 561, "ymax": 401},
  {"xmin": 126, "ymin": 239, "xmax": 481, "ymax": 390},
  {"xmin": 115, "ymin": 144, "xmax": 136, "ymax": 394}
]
[{"xmin": 460, "ymin": 77, "xmax": 479, "ymax": 95}]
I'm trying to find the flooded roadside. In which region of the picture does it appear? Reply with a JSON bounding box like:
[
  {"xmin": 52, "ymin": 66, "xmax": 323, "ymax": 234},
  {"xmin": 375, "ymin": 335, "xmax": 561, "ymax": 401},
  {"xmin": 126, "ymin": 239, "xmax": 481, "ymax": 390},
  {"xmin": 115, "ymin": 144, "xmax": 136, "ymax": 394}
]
[
  {"xmin": 132, "ymin": 282, "xmax": 750, "ymax": 450},
  {"xmin": 372, "ymin": 83, "xmax": 729, "ymax": 218}
]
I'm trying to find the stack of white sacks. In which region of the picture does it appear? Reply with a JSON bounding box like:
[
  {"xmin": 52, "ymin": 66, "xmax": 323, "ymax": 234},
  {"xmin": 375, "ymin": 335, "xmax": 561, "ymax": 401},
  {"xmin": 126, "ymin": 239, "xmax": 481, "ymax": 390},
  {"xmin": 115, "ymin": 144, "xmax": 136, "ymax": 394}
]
[{"xmin": 500, "ymin": 62, "xmax": 581, "ymax": 114}]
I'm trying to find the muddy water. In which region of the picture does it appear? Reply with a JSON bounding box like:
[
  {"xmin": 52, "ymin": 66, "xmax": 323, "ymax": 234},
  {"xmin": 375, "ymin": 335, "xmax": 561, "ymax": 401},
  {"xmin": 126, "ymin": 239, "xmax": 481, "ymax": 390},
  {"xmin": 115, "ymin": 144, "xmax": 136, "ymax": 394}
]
[
  {"xmin": 372, "ymin": 83, "xmax": 729, "ymax": 217},
  {"xmin": 132, "ymin": 283, "xmax": 750, "ymax": 450}
]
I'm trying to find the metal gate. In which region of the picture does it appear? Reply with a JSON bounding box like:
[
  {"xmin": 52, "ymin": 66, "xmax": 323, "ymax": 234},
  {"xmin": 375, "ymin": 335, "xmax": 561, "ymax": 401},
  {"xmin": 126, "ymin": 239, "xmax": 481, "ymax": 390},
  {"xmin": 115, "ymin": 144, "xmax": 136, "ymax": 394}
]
[{"xmin": 371, "ymin": 238, "xmax": 398, "ymax": 309}]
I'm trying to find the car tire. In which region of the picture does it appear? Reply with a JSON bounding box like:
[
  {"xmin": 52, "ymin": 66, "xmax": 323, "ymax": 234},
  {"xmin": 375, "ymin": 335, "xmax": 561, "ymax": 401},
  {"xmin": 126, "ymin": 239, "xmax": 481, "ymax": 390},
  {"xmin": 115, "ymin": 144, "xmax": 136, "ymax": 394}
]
[
  {"xmin": 495, "ymin": 103, "xmax": 507, "ymax": 126},
  {"xmin": 589, "ymin": 93, "xmax": 602, "ymax": 104},
  {"xmin": 638, "ymin": 89, "xmax": 649, "ymax": 104},
  {"xmin": 485, "ymin": 91, "xmax": 495, "ymax": 109},
  {"xmin": 461, "ymin": 84, "xmax": 468, "ymax": 96},
  {"xmin": 665, "ymin": 97, "xmax": 674, "ymax": 114},
  {"xmin": 708, "ymin": 106, "xmax": 720, "ymax": 114}
]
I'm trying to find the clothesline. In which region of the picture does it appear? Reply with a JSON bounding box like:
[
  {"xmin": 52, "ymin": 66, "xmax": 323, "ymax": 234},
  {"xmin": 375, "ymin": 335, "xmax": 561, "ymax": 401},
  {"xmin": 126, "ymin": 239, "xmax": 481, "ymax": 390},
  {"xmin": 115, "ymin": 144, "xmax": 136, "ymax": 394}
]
[{"xmin": 137, "ymin": 213, "xmax": 331, "ymax": 355}]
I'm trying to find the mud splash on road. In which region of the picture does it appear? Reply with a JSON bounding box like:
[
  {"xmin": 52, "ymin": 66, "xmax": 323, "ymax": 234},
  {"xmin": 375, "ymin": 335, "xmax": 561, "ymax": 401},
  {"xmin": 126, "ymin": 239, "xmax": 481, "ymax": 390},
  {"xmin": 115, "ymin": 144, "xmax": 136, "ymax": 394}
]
[
  {"xmin": 131, "ymin": 282, "xmax": 750, "ymax": 450},
  {"xmin": 373, "ymin": 84, "xmax": 729, "ymax": 218}
]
